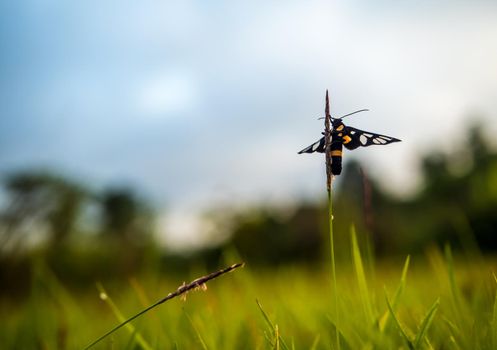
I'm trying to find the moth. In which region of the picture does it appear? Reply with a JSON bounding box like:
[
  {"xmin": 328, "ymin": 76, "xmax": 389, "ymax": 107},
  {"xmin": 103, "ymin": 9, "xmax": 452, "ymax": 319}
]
[{"xmin": 298, "ymin": 109, "xmax": 401, "ymax": 175}]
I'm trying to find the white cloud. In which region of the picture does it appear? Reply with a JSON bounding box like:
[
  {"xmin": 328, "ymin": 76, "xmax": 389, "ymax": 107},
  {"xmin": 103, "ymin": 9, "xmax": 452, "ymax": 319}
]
[{"xmin": 135, "ymin": 72, "xmax": 196, "ymax": 117}]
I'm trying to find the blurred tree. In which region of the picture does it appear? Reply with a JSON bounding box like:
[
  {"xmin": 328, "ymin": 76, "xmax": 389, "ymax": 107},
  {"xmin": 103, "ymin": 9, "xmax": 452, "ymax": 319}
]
[
  {"xmin": 226, "ymin": 205, "xmax": 325, "ymax": 265},
  {"xmin": 100, "ymin": 188, "xmax": 153, "ymax": 243},
  {"xmin": 98, "ymin": 187, "xmax": 155, "ymax": 275},
  {"xmin": 0, "ymin": 171, "xmax": 86, "ymax": 251},
  {"xmin": 0, "ymin": 172, "xmax": 161, "ymax": 290},
  {"xmin": 373, "ymin": 121, "xmax": 497, "ymax": 253},
  {"xmin": 225, "ymin": 120, "xmax": 497, "ymax": 262}
]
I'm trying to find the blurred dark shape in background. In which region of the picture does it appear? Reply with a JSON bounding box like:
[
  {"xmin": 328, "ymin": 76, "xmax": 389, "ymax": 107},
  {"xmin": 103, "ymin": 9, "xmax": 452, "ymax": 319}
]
[
  {"xmin": 229, "ymin": 204, "xmax": 324, "ymax": 265},
  {"xmin": 1, "ymin": 120, "xmax": 497, "ymax": 294},
  {"xmin": 224, "ymin": 123, "xmax": 497, "ymax": 265},
  {"xmin": 101, "ymin": 188, "xmax": 150, "ymax": 240},
  {"xmin": 1, "ymin": 172, "xmax": 86, "ymax": 251},
  {"xmin": 98, "ymin": 187, "xmax": 156, "ymax": 276},
  {"xmin": 0, "ymin": 174, "xmax": 158, "ymax": 295}
]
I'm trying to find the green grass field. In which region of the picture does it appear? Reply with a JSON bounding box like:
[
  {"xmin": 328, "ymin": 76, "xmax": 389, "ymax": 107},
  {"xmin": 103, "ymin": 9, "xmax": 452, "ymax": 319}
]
[{"xmin": 1, "ymin": 238, "xmax": 496, "ymax": 350}]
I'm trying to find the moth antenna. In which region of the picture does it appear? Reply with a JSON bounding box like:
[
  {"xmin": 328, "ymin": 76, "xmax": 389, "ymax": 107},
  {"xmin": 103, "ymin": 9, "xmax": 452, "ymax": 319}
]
[{"xmin": 340, "ymin": 109, "xmax": 369, "ymax": 119}]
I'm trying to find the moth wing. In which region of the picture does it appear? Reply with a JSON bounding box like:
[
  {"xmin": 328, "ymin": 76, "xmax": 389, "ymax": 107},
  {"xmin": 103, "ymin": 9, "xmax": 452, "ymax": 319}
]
[
  {"xmin": 298, "ymin": 137, "xmax": 326, "ymax": 154},
  {"xmin": 343, "ymin": 126, "xmax": 401, "ymax": 150}
]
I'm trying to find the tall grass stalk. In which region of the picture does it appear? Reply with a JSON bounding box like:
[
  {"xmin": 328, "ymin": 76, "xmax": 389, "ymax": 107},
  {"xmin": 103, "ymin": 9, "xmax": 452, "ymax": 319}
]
[
  {"xmin": 323, "ymin": 90, "xmax": 340, "ymax": 350},
  {"xmin": 328, "ymin": 188, "xmax": 340, "ymax": 349}
]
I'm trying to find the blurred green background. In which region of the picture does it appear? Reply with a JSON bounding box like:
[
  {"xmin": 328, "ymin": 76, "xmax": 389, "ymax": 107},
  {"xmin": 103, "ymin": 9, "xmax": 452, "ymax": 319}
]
[{"xmin": 1, "ymin": 121, "xmax": 496, "ymax": 290}]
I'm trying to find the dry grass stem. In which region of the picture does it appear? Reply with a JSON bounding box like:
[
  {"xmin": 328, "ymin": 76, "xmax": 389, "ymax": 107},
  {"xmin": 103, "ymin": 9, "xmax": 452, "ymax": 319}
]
[
  {"xmin": 324, "ymin": 90, "xmax": 334, "ymax": 192},
  {"xmin": 84, "ymin": 262, "xmax": 244, "ymax": 350}
]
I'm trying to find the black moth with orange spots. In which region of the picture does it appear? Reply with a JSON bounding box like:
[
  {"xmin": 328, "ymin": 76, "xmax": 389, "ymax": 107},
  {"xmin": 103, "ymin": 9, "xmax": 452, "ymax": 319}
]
[{"xmin": 298, "ymin": 110, "xmax": 401, "ymax": 175}]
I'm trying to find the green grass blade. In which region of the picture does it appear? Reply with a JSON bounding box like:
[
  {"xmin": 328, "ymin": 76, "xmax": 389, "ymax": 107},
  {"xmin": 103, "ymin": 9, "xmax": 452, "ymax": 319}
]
[
  {"xmin": 351, "ymin": 226, "xmax": 375, "ymax": 325},
  {"xmin": 325, "ymin": 315, "xmax": 352, "ymax": 350},
  {"xmin": 384, "ymin": 289, "xmax": 414, "ymax": 350},
  {"xmin": 256, "ymin": 299, "xmax": 275, "ymax": 331},
  {"xmin": 184, "ymin": 311, "xmax": 209, "ymax": 350},
  {"xmin": 93, "ymin": 284, "xmax": 153, "ymax": 350},
  {"xmin": 124, "ymin": 329, "xmax": 139, "ymax": 350},
  {"xmin": 492, "ymin": 273, "xmax": 497, "ymax": 349},
  {"xmin": 274, "ymin": 325, "xmax": 280, "ymax": 350},
  {"xmin": 445, "ymin": 245, "xmax": 463, "ymax": 311},
  {"xmin": 309, "ymin": 334, "xmax": 320, "ymax": 350},
  {"xmin": 379, "ymin": 255, "xmax": 410, "ymax": 332},
  {"xmin": 414, "ymin": 298, "xmax": 440, "ymax": 349},
  {"xmin": 256, "ymin": 300, "xmax": 289, "ymax": 350}
]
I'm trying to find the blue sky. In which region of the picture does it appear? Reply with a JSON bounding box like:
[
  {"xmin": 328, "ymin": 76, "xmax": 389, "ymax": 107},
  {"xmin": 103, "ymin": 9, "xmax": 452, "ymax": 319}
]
[{"xmin": 1, "ymin": 1, "xmax": 497, "ymax": 249}]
